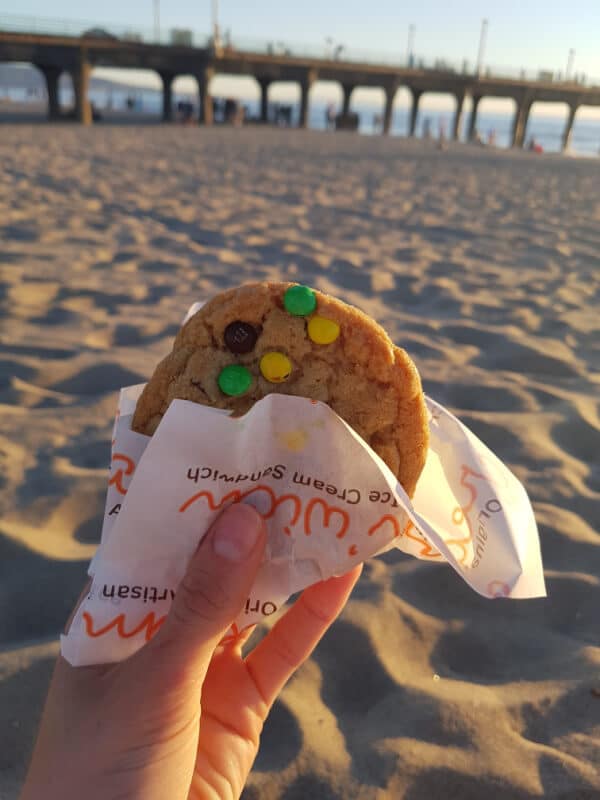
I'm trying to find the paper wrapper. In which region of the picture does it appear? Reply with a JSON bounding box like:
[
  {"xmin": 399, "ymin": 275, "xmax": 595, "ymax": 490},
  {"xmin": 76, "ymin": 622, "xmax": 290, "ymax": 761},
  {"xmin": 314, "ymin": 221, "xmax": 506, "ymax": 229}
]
[{"xmin": 62, "ymin": 381, "xmax": 545, "ymax": 666}]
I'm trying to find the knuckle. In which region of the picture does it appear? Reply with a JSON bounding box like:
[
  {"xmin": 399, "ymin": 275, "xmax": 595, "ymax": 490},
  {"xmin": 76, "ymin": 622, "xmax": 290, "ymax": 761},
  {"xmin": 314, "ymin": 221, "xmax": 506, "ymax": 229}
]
[
  {"xmin": 174, "ymin": 566, "xmax": 234, "ymax": 625},
  {"xmin": 271, "ymin": 628, "xmax": 301, "ymax": 670},
  {"xmin": 300, "ymin": 592, "xmax": 332, "ymax": 625}
]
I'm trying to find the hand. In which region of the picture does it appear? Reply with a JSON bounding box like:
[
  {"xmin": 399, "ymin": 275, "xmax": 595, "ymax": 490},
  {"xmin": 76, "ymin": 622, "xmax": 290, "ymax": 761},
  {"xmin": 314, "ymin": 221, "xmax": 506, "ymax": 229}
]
[{"xmin": 22, "ymin": 503, "xmax": 361, "ymax": 800}]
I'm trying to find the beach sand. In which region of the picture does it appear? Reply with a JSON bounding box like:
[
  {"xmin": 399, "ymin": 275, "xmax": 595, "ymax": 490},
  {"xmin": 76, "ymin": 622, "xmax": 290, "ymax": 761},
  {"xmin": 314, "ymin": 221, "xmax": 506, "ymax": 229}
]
[{"xmin": 0, "ymin": 125, "xmax": 599, "ymax": 799}]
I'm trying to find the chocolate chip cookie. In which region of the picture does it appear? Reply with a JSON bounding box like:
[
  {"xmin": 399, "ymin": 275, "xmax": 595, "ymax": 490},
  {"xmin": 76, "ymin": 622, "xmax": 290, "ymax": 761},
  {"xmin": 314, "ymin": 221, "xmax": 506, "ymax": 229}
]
[{"xmin": 132, "ymin": 282, "xmax": 428, "ymax": 497}]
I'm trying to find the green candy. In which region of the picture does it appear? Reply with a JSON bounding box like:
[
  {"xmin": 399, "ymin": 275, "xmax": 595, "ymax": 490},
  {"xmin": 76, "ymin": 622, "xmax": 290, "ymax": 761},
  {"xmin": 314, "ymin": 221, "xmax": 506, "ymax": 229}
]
[
  {"xmin": 284, "ymin": 284, "xmax": 317, "ymax": 316},
  {"xmin": 218, "ymin": 364, "xmax": 252, "ymax": 397}
]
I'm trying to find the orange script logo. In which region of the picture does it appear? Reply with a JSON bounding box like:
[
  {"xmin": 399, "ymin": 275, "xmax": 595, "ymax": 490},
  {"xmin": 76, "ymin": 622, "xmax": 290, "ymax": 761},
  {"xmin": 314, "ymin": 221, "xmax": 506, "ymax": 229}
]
[{"xmin": 108, "ymin": 453, "xmax": 136, "ymax": 496}]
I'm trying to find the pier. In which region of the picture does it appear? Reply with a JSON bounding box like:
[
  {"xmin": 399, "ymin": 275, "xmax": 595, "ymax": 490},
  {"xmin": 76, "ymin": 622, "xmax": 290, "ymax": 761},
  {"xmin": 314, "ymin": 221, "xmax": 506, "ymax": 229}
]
[{"xmin": 1, "ymin": 18, "xmax": 599, "ymax": 149}]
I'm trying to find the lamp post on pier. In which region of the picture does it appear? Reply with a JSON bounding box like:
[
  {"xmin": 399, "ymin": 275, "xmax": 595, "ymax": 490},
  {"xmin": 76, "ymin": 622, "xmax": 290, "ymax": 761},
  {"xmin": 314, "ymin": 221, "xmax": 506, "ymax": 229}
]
[
  {"xmin": 407, "ymin": 23, "xmax": 415, "ymax": 67},
  {"xmin": 566, "ymin": 48, "xmax": 575, "ymax": 81},
  {"xmin": 476, "ymin": 18, "xmax": 488, "ymax": 76},
  {"xmin": 153, "ymin": 0, "xmax": 160, "ymax": 42},
  {"xmin": 211, "ymin": 0, "xmax": 221, "ymax": 50}
]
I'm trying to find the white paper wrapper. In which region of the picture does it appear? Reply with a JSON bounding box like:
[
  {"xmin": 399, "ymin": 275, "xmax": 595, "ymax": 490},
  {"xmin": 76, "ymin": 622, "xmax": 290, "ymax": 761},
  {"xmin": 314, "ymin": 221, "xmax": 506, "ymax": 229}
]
[{"xmin": 62, "ymin": 381, "xmax": 545, "ymax": 666}]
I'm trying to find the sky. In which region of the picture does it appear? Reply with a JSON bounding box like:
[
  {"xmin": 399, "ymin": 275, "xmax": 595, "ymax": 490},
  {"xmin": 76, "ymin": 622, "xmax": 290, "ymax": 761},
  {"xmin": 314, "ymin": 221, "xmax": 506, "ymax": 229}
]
[{"xmin": 5, "ymin": 1, "xmax": 600, "ymax": 113}]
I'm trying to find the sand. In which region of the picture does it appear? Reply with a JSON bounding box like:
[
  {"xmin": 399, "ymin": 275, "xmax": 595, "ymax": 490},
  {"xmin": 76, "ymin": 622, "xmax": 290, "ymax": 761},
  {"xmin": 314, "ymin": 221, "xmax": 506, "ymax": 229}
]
[{"xmin": 0, "ymin": 125, "xmax": 599, "ymax": 799}]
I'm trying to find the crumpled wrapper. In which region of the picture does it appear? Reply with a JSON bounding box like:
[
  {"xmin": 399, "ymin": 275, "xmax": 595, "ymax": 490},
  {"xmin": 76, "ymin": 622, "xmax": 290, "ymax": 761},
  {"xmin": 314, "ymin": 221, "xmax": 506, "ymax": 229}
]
[{"xmin": 62, "ymin": 341, "xmax": 545, "ymax": 668}]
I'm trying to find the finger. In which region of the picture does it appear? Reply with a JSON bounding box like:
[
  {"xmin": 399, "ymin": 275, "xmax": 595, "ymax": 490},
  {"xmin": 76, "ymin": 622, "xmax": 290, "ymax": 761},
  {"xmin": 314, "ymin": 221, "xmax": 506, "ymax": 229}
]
[
  {"xmin": 147, "ymin": 502, "xmax": 266, "ymax": 674},
  {"xmin": 244, "ymin": 565, "xmax": 361, "ymax": 708}
]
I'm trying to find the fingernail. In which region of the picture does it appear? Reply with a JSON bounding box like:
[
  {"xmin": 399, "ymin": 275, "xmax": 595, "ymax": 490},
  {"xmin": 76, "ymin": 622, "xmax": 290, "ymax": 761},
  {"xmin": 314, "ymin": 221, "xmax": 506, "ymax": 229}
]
[{"xmin": 212, "ymin": 503, "xmax": 263, "ymax": 562}]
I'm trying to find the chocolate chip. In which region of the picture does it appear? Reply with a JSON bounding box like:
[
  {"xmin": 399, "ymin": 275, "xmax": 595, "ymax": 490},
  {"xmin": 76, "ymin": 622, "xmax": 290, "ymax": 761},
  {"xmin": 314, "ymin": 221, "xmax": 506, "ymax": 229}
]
[{"xmin": 224, "ymin": 321, "xmax": 258, "ymax": 354}]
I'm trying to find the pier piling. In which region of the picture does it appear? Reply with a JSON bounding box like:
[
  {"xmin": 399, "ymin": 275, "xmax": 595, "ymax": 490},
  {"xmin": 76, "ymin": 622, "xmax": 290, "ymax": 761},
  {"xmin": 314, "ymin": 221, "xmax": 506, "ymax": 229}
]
[
  {"xmin": 159, "ymin": 71, "xmax": 174, "ymax": 121},
  {"xmin": 299, "ymin": 70, "xmax": 316, "ymax": 128},
  {"xmin": 198, "ymin": 67, "xmax": 214, "ymax": 124},
  {"xmin": 342, "ymin": 83, "xmax": 355, "ymax": 115},
  {"xmin": 408, "ymin": 88, "xmax": 422, "ymax": 136},
  {"xmin": 382, "ymin": 83, "xmax": 398, "ymax": 135},
  {"xmin": 467, "ymin": 94, "xmax": 481, "ymax": 141},
  {"xmin": 511, "ymin": 96, "xmax": 533, "ymax": 147},
  {"xmin": 561, "ymin": 102, "xmax": 579, "ymax": 151},
  {"xmin": 72, "ymin": 56, "xmax": 91, "ymax": 125},
  {"xmin": 453, "ymin": 91, "xmax": 465, "ymax": 140},
  {"xmin": 39, "ymin": 65, "xmax": 61, "ymax": 120},
  {"xmin": 258, "ymin": 77, "xmax": 271, "ymax": 122}
]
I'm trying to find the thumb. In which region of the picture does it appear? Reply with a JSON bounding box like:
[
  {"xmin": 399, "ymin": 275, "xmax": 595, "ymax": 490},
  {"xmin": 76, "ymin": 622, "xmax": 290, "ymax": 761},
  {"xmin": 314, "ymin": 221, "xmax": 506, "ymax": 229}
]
[{"xmin": 149, "ymin": 502, "xmax": 266, "ymax": 670}]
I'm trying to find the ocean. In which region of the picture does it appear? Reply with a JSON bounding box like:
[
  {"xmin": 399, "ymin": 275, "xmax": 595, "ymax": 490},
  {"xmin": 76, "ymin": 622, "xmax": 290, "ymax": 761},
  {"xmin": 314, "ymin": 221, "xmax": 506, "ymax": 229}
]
[{"xmin": 3, "ymin": 85, "xmax": 599, "ymax": 157}]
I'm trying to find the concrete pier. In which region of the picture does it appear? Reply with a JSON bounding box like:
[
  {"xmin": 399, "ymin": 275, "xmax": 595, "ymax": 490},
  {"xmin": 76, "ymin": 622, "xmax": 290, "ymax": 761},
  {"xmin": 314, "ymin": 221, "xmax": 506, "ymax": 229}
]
[{"xmin": 1, "ymin": 27, "xmax": 599, "ymax": 149}]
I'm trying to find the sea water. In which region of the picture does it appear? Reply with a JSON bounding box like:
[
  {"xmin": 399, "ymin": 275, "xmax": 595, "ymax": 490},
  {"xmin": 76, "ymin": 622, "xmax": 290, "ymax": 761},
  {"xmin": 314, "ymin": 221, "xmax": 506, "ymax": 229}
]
[{"xmin": 3, "ymin": 85, "xmax": 599, "ymax": 157}]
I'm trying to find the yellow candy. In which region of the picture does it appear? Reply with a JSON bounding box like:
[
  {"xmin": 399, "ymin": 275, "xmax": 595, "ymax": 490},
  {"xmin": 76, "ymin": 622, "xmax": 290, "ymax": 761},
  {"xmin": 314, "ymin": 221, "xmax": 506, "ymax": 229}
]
[
  {"xmin": 307, "ymin": 315, "xmax": 340, "ymax": 345},
  {"xmin": 260, "ymin": 351, "xmax": 292, "ymax": 383}
]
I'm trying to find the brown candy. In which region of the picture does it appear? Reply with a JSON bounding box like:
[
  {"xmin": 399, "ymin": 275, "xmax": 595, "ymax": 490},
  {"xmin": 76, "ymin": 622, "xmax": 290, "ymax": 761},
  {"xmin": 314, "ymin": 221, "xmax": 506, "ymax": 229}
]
[{"xmin": 224, "ymin": 321, "xmax": 258, "ymax": 354}]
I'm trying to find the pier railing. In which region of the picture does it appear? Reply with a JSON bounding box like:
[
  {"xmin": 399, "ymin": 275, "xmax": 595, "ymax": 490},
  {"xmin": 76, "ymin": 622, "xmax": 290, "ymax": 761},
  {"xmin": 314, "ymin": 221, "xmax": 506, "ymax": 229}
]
[{"xmin": 1, "ymin": 12, "xmax": 598, "ymax": 88}]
